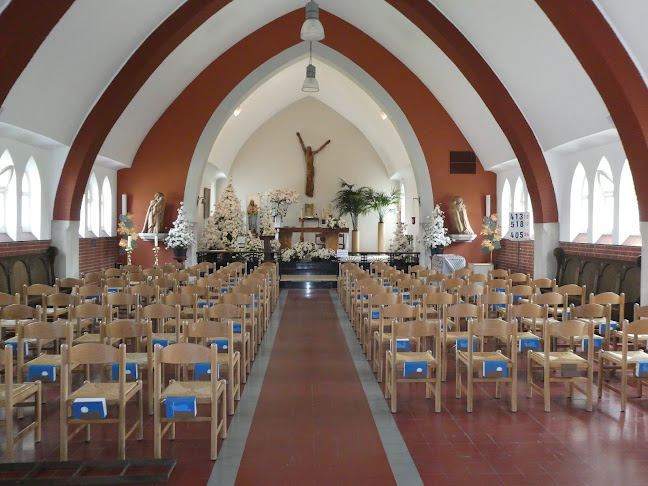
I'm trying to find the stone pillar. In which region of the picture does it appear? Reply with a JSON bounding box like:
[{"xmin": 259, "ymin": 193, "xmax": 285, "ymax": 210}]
[
  {"xmin": 533, "ymin": 222, "xmax": 559, "ymax": 279},
  {"xmin": 51, "ymin": 220, "xmax": 80, "ymax": 278}
]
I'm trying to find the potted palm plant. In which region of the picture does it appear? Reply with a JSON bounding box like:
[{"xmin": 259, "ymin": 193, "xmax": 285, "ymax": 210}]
[
  {"xmin": 332, "ymin": 179, "xmax": 371, "ymax": 252},
  {"xmin": 368, "ymin": 188, "xmax": 401, "ymax": 252}
]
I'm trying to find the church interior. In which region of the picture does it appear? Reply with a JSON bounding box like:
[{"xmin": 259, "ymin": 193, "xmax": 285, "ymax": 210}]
[{"xmin": 1, "ymin": 1, "xmax": 648, "ymax": 484}]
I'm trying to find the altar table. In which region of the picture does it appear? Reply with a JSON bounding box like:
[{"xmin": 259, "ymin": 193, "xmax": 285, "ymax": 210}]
[{"xmin": 278, "ymin": 227, "xmax": 349, "ymax": 251}]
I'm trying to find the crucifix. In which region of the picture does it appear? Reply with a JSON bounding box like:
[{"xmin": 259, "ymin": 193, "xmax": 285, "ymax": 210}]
[{"xmin": 297, "ymin": 132, "xmax": 330, "ymax": 198}]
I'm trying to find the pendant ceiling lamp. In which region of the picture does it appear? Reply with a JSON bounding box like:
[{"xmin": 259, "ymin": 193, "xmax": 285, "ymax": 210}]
[
  {"xmin": 302, "ymin": 42, "xmax": 319, "ymax": 92},
  {"xmin": 300, "ymin": 1, "xmax": 325, "ymax": 41}
]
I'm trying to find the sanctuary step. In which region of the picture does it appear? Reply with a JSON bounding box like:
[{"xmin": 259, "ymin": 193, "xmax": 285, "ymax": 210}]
[{"xmin": 280, "ymin": 274, "xmax": 337, "ymax": 289}]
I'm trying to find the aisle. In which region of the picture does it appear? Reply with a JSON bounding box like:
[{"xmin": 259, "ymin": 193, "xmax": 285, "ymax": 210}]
[{"xmin": 234, "ymin": 289, "xmax": 395, "ymax": 485}]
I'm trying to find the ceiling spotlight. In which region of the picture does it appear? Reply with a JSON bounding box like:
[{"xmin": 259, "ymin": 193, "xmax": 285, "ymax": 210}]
[
  {"xmin": 300, "ymin": 1, "xmax": 324, "ymax": 41},
  {"xmin": 380, "ymin": 111, "xmax": 388, "ymax": 120},
  {"xmin": 233, "ymin": 107, "xmax": 241, "ymax": 117},
  {"xmin": 302, "ymin": 42, "xmax": 319, "ymax": 92}
]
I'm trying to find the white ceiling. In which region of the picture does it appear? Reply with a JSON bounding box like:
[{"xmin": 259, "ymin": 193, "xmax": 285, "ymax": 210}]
[{"xmin": 0, "ymin": 0, "xmax": 645, "ymax": 177}]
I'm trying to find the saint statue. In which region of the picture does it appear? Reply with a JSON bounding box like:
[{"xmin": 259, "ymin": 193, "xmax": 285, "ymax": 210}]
[
  {"xmin": 297, "ymin": 132, "xmax": 330, "ymax": 198},
  {"xmin": 449, "ymin": 196, "xmax": 474, "ymax": 234},
  {"xmin": 142, "ymin": 192, "xmax": 165, "ymax": 233},
  {"xmin": 247, "ymin": 200, "xmax": 258, "ymax": 235}
]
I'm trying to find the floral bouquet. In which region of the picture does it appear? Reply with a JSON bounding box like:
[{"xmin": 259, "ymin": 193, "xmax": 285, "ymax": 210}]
[
  {"xmin": 281, "ymin": 241, "xmax": 317, "ymax": 262},
  {"xmin": 245, "ymin": 235, "xmax": 264, "ymax": 262},
  {"xmin": 265, "ymin": 189, "xmax": 300, "ymax": 218},
  {"xmin": 481, "ymin": 214, "xmax": 502, "ymax": 262},
  {"xmin": 117, "ymin": 213, "xmax": 139, "ymax": 254},
  {"xmin": 422, "ymin": 204, "xmax": 452, "ymax": 249},
  {"xmin": 311, "ymin": 248, "xmax": 337, "ymax": 261},
  {"xmin": 326, "ymin": 216, "xmax": 348, "ymax": 229}
]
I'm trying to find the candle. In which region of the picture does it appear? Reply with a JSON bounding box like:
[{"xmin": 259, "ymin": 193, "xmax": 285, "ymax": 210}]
[
  {"xmin": 300, "ymin": 209, "xmax": 303, "ymax": 219},
  {"xmin": 154, "ymin": 234, "xmax": 158, "ymax": 247},
  {"xmin": 127, "ymin": 235, "xmax": 132, "ymax": 248},
  {"xmin": 121, "ymin": 194, "xmax": 127, "ymax": 216}
]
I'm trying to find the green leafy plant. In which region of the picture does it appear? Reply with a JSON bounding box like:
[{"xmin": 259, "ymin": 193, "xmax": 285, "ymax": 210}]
[
  {"xmin": 332, "ymin": 179, "xmax": 371, "ymax": 231},
  {"xmin": 368, "ymin": 188, "xmax": 401, "ymax": 223}
]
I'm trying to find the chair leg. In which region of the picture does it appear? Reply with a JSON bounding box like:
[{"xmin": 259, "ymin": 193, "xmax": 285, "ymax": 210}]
[
  {"xmin": 587, "ymin": 367, "xmax": 593, "ymax": 412},
  {"xmin": 60, "ymin": 402, "xmax": 68, "ymax": 461},
  {"xmin": 455, "ymin": 356, "xmax": 461, "ymax": 399},
  {"xmin": 118, "ymin": 402, "xmax": 126, "ymax": 460},
  {"xmin": 467, "ymin": 365, "xmax": 473, "ymax": 413},
  {"xmin": 220, "ymin": 384, "xmax": 227, "ymax": 439},
  {"xmin": 544, "ymin": 366, "xmax": 551, "ymax": 412},
  {"xmin": 138, "ymin": 387, "xmax": 144, "ymax": 440},
  {"xmin": 6, "ymin": 401, "xmax": 14, "ymax": 463},
  {"xmin": 210, "ymin": 394, "xmax": 217, "ymax": 461},
  {"xmin": 35, "ymin": 383, "xmax": 42, "ymax": 442},
  {"xmin": 597, "ymin": 358, "xmax": 604, "ymax": 398},
  {"xmin": 512, "ymin": 367, "xmax": 518, "ymax": 412},
  {"xmin": 526, "ymin": 355, "xmax": 533, "ymax": 399},
  {"xmin": 154, "ymin": 397, "xmax": 161, "ymax": 458}
]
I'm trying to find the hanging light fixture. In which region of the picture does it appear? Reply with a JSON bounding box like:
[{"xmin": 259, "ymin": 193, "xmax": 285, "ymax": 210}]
[
  {"xmin": 300, "ymin": 1, "xmax": 325, "ymax": 41},
  {"xmin": 302, "ymin": 42, "xmax": 319, "ymax": 92}
]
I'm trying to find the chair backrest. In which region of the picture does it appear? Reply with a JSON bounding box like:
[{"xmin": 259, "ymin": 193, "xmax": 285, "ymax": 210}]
[
  {"xmin": 442, "ymin": 277, "xmax": 466, "ymax": 293},
  {"xmin": 143, "ymin": 267, "xmax": 165, "ymax": 279},
  {"xmin": 71, "ymin": 302, "xmax": 109, "ymax": 319},
  {"xmin": 20, "ymin": 318, "xmax": 73, "ymax": 341},
  {"xmin": 392, "ymin": 319, "xmax": 441, "ymax": 340},
  {"xmin": 363, "ymin": 283, "xmax": 387, "ymax": 297},
  {"xmin": 0, "ymin": 292, "xmax": 20, "ymax": 307},
  {"xmin": 130, "ymin": 284, "xmax": 159, "ymax": 303},
  {"xmin": 590, "ymin": 292, "xmax": 625, "ymax": 322},
  {"xmin": 509, "ymin": 272, "xmax": 530, "ymax": 285},
  {"xmin": 104, "ymin": 268, "xmax": 124, "ymax": 278},
  {"xmin": 64, "ymin": 342, "xmax": 122, "ymax": 365},
  {"xmin": 382, "ymin": 303, "xmax": 418, "ymax": 320},
  {"xmin": 185, "ymin": 319, "xmax": 234, "ymax": 344},
  {"xmin": 510, "ymin": 302, "xmax": 547, "ymax": 320},
  {"xmin": 105, "ymin": 277, "xmax": 127, "ymax": 289},
  {"xmin": 623, "ymin": 319, "xmax": 648, "ymax": 349},
  {"xmin": 546, "ymin": 318, "xmax": 592, "ymax": 342},
  {"xmin": 467, "ymin": 273, "xmax": 488, "ymax": 285},
  {"xmin": 23, "ymin": 283, "xmax": 58, "ymax": 304},
  {"xmin": 557, "ymin": 284, "xmax": 587, "ymax": 304},
  {"xmin": 634, "ymin": 304, "xmax": 648, "ymax": 320},
  {"xmin": 368, "ymin": 292, "xmax": 399, "ymax": 308},
  {"xmin": 571, "ymin": 303, "xmax": 607, "ymax": 320},
  {"xmin": 456, "ymin": 283, "xmax": 484, "ymax": 304},
  {"xmin": 1, "ymin": 303, "xmax": 40, "ymax": 320},
  {"xmin": 82, "ymin": 272, "xmax": 104, "ymax": 286},
  {"xmin": 141, "ymin": 303, "xmax": 180, "ymax": 320},
  {"xmin": 531, "ymin": 278, "xmax": 556, "ymax": 293},
  {"xmin": 446, "ymin": 302, "xmax": 480, "ymax": 320},
  {"xmin": 452, "ymin": 268, "xmax": 473, "ymax": 279},
  {"xmin": 486, "ymin": 279, "xmax": 510, "ymax": 293},
  {"xmin": 56, "ymin": 277, "xmax": 84, "ymax": 291},
  {"xmin": 162, "ymin": 292, "xmax": 195, "ymax": 307},
  {"xmin": 205, "ymin": 303, "xmax": 242, "ymax": 320},
  {"xmin": 103, "ymin": 319, "xmax": 151, "ymax": 341},
  {"xmin": 0, "ymin": 346, "xmax": 14, "ymax": 387},
  {"xmin": 482, "ymin": 291, "xmax": 510, "ymax": 307},
  {"xmin": 510, "ymin": 285, "xmax": 533, "ymax": 300},
  {"xmin": 43, "ymin": 292, "xmax": 77, "ymax": 313},
  {"xmin": 488, "ymin": 269, "xmax": 509, "ymax": 279},
  {"xmin": 77, "ymin": 284, "xmax": 105, "ymax": 301},
  {"xmin": 468, "ymin": 317, "xmax": 517, "ymax": 357},
  {"xmin": 222, "ymin": 292, "xmax": 253, "ymax": 306},
  {"xmin": 156, "ymin": 341, "xmax": 215, "ymax": 366},
  {"xmin": 534, "ymin": 291, "xmax": 565, "ymax": 309}
]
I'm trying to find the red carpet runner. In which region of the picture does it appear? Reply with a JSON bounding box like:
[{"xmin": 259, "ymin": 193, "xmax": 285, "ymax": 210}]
[{"xmin": 235, "ymin": 290, "xmax": 395, "ymax": 485}]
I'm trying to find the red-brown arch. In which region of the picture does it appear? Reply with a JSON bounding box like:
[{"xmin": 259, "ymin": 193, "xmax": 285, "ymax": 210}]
[
  {"xmin": 118, "ymin": 10, "xmax": 494, "ymax": 267},
  {"xmin": 0, "ymin": 0, "xmax": 74, "ymax": 107},
  {"xmin": 52, "ymin": 0, "xmax": 234, "ymax": 221},
  {"xmin": 386, "ymin": 0, "xmax": 557, "ymax": 224},
  {"xmin": 537, "ymin": 0, "xmax": 648, "ymax": 221}
]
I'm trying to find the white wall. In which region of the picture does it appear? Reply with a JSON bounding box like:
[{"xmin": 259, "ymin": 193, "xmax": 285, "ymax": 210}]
[{"xmin": 219, "ymin": 97, "xmax": 407, "ymax": 251}]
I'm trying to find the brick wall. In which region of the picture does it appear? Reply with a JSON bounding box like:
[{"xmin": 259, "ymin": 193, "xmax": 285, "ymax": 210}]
[
  {"xmin": 79, "ymin": 237, "xmax": 120, "ymax": 275},
  {"xmin": 0, "ymin": 240, "xmax": 51, "ymax": 257},
  {"xmin": 559, "ymin": 242, "xmax": 641, "ymax": 262},
  {"xmin": 494, "ymin": 238, "xmax": 535, "ymax": 278}
]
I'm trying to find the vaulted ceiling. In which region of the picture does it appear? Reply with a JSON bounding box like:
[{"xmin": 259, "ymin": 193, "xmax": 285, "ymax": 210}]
[{"xmin": 1, "ymin": 0, "xmax": 647, "ymax": 221}]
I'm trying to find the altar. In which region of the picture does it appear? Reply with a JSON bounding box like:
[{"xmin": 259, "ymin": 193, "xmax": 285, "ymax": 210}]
[{"xmin": 278, "ymin": 227, "xmax": 349, "ymax": 250}]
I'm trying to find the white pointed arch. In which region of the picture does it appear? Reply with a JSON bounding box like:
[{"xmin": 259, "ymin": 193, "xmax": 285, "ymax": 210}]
[
  {"xmin": 570, "ymin": 162, "xmax": 589, "ymax": 242},
  {"xmin": 500, "ymin": 178, "xmax": 511, "ymax": 237},
  {"xmin": 101, "ymin": 177, "xmax": 113, "ymax": 236},
  {"xmin": 0, "ymin": 150, "xmax": 16, "ymax": 239},
  {"xmin": 22, "ymin": 157, "xmax": 41, "ymax": 238},
  {"xmin": 592, "ymin": 157, "xmax": 614, "ymax": 243},
  {"xmin": 619, "ymin": 160, "xmax": 640, "ymax": 244}
]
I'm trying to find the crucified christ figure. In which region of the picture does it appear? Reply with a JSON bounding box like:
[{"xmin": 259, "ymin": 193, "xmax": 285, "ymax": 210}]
[{"xmin": 297, "ymin": 132, "xmax": 330, "ymax": 198}]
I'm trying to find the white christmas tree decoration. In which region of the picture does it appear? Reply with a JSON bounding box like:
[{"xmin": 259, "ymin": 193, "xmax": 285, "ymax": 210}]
[
  {"xmin": 201, "ymin": 177, "xmax": 244, "ymax": 250},
  {"xmin": 164, "ymin": 202, "xmax": 194, "ymax": 249},
  {"xmin": 389, "ymin": 221, "xmax": 413, "ymax": 253},
  {"xmin": 422, "ymin": 204, "xmax": 452, "ymax": 249},
  {"xmin": 258, "ymin": 197, "xmax": 276, "ymax": 237}
]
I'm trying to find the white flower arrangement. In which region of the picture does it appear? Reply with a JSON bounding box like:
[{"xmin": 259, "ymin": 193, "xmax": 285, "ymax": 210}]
[
  {"xmin": 258, "ymin": 197, "xmax": 276, "ymax": 236},
  {"xmin": 422, "ymin": 204, "xmax": 452, "ymax": 249},
  {"xmin": 326, "ymin": 216, "xmax": 348, "ymax": 229},
  {"xmin": 389, "ymin": 221, "xmax": 414, "ymax": 253},
  {"xmin": 311, "ymin": 248, "xmax": 337, "ymax": 261},
  {"xmin": 165, "ymin": 202, "xmax": 194, "ymax": 249},
  {"xmin": 280, "ymin": 241, "xmax": 336, "ymax": 262},
  {"xmin": 244, "ymin": 235, "xmax": 264, "ymax": 262},
  {"xmin": 201, "ymin": 177, "xmax": 244, "ymax": 250},
  {"xmin": 265, "ymin": 188, "xmax": 300, "ymax": 218}
]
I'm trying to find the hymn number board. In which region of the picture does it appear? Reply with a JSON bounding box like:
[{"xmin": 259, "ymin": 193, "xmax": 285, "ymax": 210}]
[{"xmin": 509, "ymin": 212, "xmax": 531, "ymax": 241}]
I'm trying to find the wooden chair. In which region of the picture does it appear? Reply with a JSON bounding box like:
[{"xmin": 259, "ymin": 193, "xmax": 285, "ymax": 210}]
[
  {"xmin": 162, "ymin": 292, "xmax": 197, "ymax": 326},
  {"xmin": 81, "ymin": 272, "xmax": 104, "ymax": 286},
  {"xmin": 17, "ymin": 319, "xmax": 74, "ymax": 391},
  {"xmin": 233, "ymin": 284, "xmax": 264, "ymax": 340},
  {"xmin": 373, "ymin": 303, "xmax": 417, "ymax": 382},
  {"xmin": 205, "ymin": 303, "xmax": 250, "ymax": 382},
  {"xmin": 611, "ymin": 303, "xmax": 648, "ymax": 350},
  {"xmin": 60, "ymin": 343, "xmax": 143, "ymax": 460},
  {"xmin": 131, "ymin": 283, "xmax": 159, "ymax": 307},
  {"xmin": 456, "ymin": 283, "xmax": 484, "ymax": 306},
  {"xmin": 441, "ymin": 277, "xmax": 466, "ymax": 295},
  {"xmin": 527, "ymin": 319, "xmax": 594, "ymax": 412},
  {"xmin": 140, "ymin": 303, "xmax": 182, "ymax": 344},
  {"xmin": 179, "ymin": 285, "xmax": 210, "ymax": 319},
  {"xmin": 408, "ymin": 264, "xmax": 427, "ymax": 280},
  {"xmin": 354, "ymin": 283, "xmax": 386, "ymax": 336},
  {"xmin": 184, "ymin": 318, "xmax": 240, "ymax": 415},
  {"xmin": 599, "ymin": 319, "xmax": 648, "ymax": 411},
  {"xmin": 456, "ymin": 316, "xmax": 518, "ymax": 412},
  {"xmin": 240, "ymin": 277, "xmax": 268, "ymax": 332},
  {"xmin": 2, "ymin": 304, "xmax": 41, "ymax": 354},
  {"xmin": 442, "ymin": 302, "xmax": 481, "ymax": 381},
  {"xmin": 509, "ymin": 303, "xmax": 547, "ymax": 354},
  {"xmin": 153, "ymin": 342, "xmax": 227, "ymax": 460},
  {"xmin": 71, "ymin": 302, "xmax": 111, "ymax": 344},
  {"xmin": 226, "ymin": 288, "xmax": 259, "ymax": 353},
  {"xmin": 485, "ymin": 279, "xmax": 510, "ymax": 294},
  {"xmin": 43, "ymin": 292, "xmax": 77, "ymax": 321},
  {"xmin": 76, "ymin": 284, "xmax": 105, "ymax": 305},
  {"xmin": 590, "ymin": 291, "xmax": 625, "ymax": 331},
  {"xmin": 452, "ymin": 268, "xmax": 473, "ymax": 280},
  {"xmin": 385, "ymin": 320, "xmax": 441, "ymax": 413},
  {"xmin": 125, "ymin": 271, "xmax": 147, "ymax": 286},
  {"xmin": 508, "ymin": 272, "xmax": 530, "ymax": 286},
  {"xmin": 555, "ymin": 284, "xmax": 587, "ymax": 318},
  {"xmin": 105, "ymin": 277, "xmax": 128, "ymax": 292},
  {"xmin": 0, "ymin": 292, "xmax": 22, "ymax": 339},
  {"xmin": 530, "ymin": 278, "xmax": 557, "ymax": 295},
  {"xmin": 56, "ymin": 277, "xmax": 85, "ymax": 294},
  {"xmin": 103, "ymin": 319, "xmax": 154, "ymax": 414},
  {"xmin": 121, "ymin": 264, "xmax": 141, "ymax": 274},
  {"xmin": 417, "ymin": 268, "xmax": 439, "ymax": 285},
  {"xmin": 0, "ymin": 345, "xmax": 42, "ymax": 462},
  {"xmin": 105, "ymin": 291, "xmax": 139, "ymax": 321},
  {"xmin": 22, "ymin": 283, "xmax": 58, "ymax": 306},
  {"xmin": 420, "ymin": 291, "xmax": 454, "ymax": 324},
  {"xmin": 105, "ymin": 268, "xmax": 124, "ymax": 278},
  {"xmin": 362, "ymin": 292, "xmax": 399, "ymax": 359},
  {"xmin": 467, "ymin": 273, "xmax": 488, "ymax": 285},
  {"xmin": 483, "ymin": 290, "xmax": 511, "ymax": 319},
  {"xmin": 523, "ymin": 292, "xmax": 565, "ymax": 335}
]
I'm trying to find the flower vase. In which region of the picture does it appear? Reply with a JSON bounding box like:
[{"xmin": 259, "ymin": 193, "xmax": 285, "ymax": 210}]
[
  {"xmin": 377, "ymin": 222, "xmax": 385, "ymax": 253},
  {"xmin": 430, "ymin": 246, "xmax": 444, "ymax": 255},
  {"xmin": 352, "ymin": 230, "xmax": 360, "ymax": 252},
  {"xmin": 274, "ymin": 215, "xmax": 282, "ymax": 228}
]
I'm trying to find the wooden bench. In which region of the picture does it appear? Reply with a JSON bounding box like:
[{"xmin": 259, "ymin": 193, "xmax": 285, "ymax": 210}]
[
  {"xmin": 554, "ymin": 247, "xmax": 639, "ymax": 321},
  {"xmin": 0, "ymin": 247, "xmax": 58, "ymax": 305}
]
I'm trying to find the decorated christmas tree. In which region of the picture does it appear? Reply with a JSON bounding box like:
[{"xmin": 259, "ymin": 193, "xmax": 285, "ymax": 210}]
[
  {"xmin": 165, "ymin": 202, "xmax": 194, "ymax": 249},
  {"xmin": 422, "ymin": 204, "xmax": 452, "ymax": 250},
  {"xmin": 258, "ymin": 197, "xmax": 275, "ymax": 237},
  {"xmin": 389, "ymin": 221, "xmax": 413, "ymax": 253},
  {"xmin": 201, "ymin": 177, "xmax": 244, "ymax": 250}
]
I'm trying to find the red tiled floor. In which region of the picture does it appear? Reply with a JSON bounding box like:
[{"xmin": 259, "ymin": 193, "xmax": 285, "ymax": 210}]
[{"xmin": 235, "ymin": 289, "xmax": 395, "ymax": 485}]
